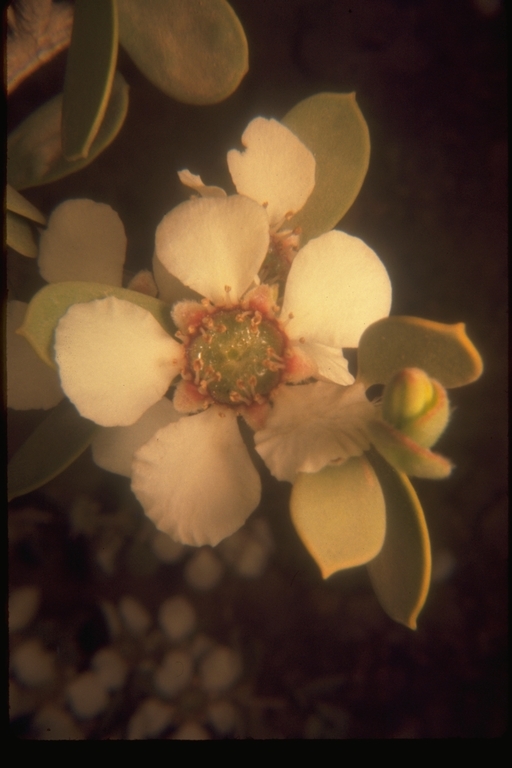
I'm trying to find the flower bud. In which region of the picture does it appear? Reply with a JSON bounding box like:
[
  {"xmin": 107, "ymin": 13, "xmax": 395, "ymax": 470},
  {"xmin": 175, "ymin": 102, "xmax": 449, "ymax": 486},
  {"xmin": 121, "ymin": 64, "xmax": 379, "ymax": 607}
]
[{"xmin": 381, "ymin": 368, "xmax": 450, "ymax": 448}]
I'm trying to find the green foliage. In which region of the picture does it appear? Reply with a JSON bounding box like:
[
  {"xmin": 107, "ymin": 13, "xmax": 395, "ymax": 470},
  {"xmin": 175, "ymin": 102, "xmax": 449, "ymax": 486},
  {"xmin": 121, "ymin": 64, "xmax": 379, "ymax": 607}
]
[
  {"xmin": 6, "ymin": 185, "xmax": 46, "ymax": 225},
  {"xmin": 366, "ymin": 448, "xmax": 431, "ymax": 629},
  {"xmin": 7, "ymin": 72, "xmax": 129, "ymax": 190},
  {"xmin": 290, "ymin": 457, "xmax": 386, "ymax": 579},
  {"xmin": 368, "ymin": 420, "xmax": 453, "ymax": 479},
  {"xmin": 19, "ymin": 282, "xmax": 175, "ymax": 369},
  {"xmin": 357, "ymin": 316, "xmax": 484, "ymax": 389},
  {"xmin": 6, "ymin": 210, "xmax": 39, "ymax": 258},
  {"xmin": 62, "ymin": 0, "xmax": 118, "ymax": 161},
  {"xmin": 118, "ymin": 0, "xmax": 248, "ymax": 104},
  {"xmin": 282, "ymin": 93, "xmax": 370, "ymax": 244},
  {"xmin": 8, "ymin": 400, "xmax": 98, "ymax": 502}
]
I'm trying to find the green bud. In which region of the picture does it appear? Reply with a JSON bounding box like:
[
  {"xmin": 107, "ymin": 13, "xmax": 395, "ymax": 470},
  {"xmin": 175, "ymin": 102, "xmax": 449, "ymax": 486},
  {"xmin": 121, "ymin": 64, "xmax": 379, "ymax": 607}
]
[{"xmin": 381, "ymin": 368, "xmax": 450, "ymax": 448}]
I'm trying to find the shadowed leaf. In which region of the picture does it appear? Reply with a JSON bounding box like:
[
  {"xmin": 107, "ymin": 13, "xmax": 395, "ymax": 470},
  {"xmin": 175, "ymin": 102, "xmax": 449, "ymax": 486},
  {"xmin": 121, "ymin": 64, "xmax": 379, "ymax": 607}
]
[
  {"xmin": 6, "ymin": 210, "xmax": 39, "ymax": 258},
  {"xmin": 282, "ymin": 93, "xmax": 370, "ymax": 244},
  {"xmin": 6, "ymin": 185, "xmax": 46, "ymax": 225},
  {"xmin": 8, "ymin": 399, "xmax": 98, "ymax": 501},
  {"xmin": 366, "ymin": 448, "xmax": 431, "ymax": 629},
  {"xmin": 8, "ymin": 71, "xmax": 129, "ymax": 190},
  {"xmin": 62, "ymin": 0, "xmax": 118, "ymax": 160}
]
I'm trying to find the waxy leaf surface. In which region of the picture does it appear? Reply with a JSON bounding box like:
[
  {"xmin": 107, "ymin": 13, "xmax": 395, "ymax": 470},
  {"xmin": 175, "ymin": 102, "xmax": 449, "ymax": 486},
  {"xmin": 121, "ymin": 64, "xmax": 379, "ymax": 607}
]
[
  {"xmin": 290, "ymin": 457, "xmax": 386, "ymax": 579},
  {"xmin": 366, "ymin": 448, "xmax": 431, "ymax": 629},
  {"xmin": 357, "ymin": 316, "xmax": 483, "ymax": 389},
  {"xmin": 282, "ymin": 93, "xmax": 370, "ymax": 244},
  {"xmin": 20, "ymin": 282, "xmax": 175, "ymax": 369}
]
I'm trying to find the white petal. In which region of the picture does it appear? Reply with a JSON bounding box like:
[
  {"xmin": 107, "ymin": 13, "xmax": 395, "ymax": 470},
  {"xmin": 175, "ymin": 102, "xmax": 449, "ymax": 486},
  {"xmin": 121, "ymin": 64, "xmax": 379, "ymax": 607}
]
[
  {"xmin": 39, "ymin": 200, "xmax": 126, "ymax": 285},
  {"xmin": 6, "ymin": 301, "xmax": 63, "ymax": 410},
  {"xmin": 91, "ymin": 398, "xmax": 180, "ymax": 477},
  {"xmin": 282, "ymin": 230, "xmax": 392, "ymax": 348},
  {"xmin": 152, "ymin": 254, "xmax": 202, "ymax": 305},
  {"xmin": 155, "ymin": 196, "xmax": 269, "ymax": 305},
  {"xmin": 54, "ymin": 297, "xmax": 183, "ymax": 427},
  {"xmin": 255, "ymin": 382, "xmax": 375, "ymax": 482},
  {"xmin": 131, "ymin": 408, "xmax": 261, "ymax": 547},
  {"xmin": 227, "ymin": 118, "xmax": 316, "ymax": 229},
  {"xmin": 294, "ymin": 341, "xmax": 355, "ymax": 385},
  {"xmin": 178, "ymin": 169, "xmax": 227, "ymax": 198}
]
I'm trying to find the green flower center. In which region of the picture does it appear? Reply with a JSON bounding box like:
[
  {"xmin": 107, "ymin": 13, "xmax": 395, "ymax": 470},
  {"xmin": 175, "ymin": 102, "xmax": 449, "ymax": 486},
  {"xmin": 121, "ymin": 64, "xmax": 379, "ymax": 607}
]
[{"xmin": 186, "ymin": 309, "xmax": 286, "ymax": 405}]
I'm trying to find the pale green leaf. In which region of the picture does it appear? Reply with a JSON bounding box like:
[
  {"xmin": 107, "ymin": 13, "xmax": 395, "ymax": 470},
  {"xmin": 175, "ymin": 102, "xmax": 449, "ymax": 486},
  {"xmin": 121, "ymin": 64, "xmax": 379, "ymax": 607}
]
[
  {"xmin": 19, "ymin": 282, "xmax": 175, "ymax": 369},
  {"xmin": 8, "ymin": 399, "xmax": 98, "ymax": 501},
  {"xmin": 62, "ymin": 0, "xmax": 118, "ymax": 160},
  {"xmin": 368, "ymin": 420, "xmax": 453, "ymax": 479},
  {"xmin": 290, "ymin": 457, "xmax": 386, "ymax": 579},
  {"xmin": 6, "ymin": 185, "xmax": 46, "ymax": 225},
  {"xmin": 6, "ymin": 210, "xmax": 39, "ymax": 258},
  {"xmin": 366, "ymin": 448, "xmax": 431, "ymax": 629},
  {"xmin": 8, "ymin": 71, "xmax": 129, "ymax": 190},
  {"xmin": 281, "ymin": 92, "xmax": 370, "ymax": 245},
  {"xmin": 118, "ymin": 0, "xmax": 248, "ymax": 105},
  {"xmin": 357, "ymin": 316, "xmax": 484, "ymax": 389}
]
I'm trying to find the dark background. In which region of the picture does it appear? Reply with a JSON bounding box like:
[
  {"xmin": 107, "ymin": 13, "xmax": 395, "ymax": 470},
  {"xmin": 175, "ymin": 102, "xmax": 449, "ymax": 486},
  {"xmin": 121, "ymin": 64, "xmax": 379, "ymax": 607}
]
[{"xmin": 8, "ymin": 0, "xmax": 507, "ymax": 738}]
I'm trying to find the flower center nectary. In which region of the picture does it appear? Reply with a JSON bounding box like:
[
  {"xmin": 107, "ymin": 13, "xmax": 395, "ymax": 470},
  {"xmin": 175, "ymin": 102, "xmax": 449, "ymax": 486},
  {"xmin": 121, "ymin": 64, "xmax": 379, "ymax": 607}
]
[{"xmin": 186, "ymin": 308, "xmax": 286, "ymax": 406}]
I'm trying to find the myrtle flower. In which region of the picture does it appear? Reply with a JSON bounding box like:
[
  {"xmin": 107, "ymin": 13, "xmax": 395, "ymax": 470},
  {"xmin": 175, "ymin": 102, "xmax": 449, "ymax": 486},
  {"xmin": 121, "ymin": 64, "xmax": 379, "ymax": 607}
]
[{"xmin": 19, "ymin": 119, "xmax": 391, "ymax": 547}]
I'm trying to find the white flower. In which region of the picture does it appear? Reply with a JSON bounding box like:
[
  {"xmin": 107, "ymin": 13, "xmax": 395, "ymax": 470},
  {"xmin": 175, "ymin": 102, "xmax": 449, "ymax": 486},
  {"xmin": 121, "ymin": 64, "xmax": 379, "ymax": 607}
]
[
  {"xmin": 44, "ymin": 118, "xmax": 391, "ymax": 547},
  {"xmin": 7, "ymin": 200, "xmax": 127, "ymax": 411}
]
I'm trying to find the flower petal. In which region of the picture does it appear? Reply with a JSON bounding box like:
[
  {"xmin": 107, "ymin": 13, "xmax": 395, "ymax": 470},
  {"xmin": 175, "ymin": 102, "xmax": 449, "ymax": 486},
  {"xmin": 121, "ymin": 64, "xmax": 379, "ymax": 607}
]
[
  {"xmin": 294, "ymin": 340, "xmax": 355, "ymax": 385},
  {"xmin": 227, "ymin": 118, "xmax": 316, "ymax": 229},
  {"xmin": 290, "ymin": 458, "xmax": 386, "ymax": 578},
  {"xmin": 155, "ymin": 196, "xmax": 269, "ymax": 304},
  {"xmin": 131, "ymin": 408, "xmax": 261, "ymax": 547},
  {"xmin": 255, "ymin": 381, "xmax": 375, "ymax": 482},
  {"xmin": 178, "ymin": 169, "xmax": 227, "ymax": 198},
  {"xmin": 54, "ymin": 297, "xmax": 183, "ymax": 427},
  {"xmin": 91, "ymin": 398, "xmax": 180, "ymax": 477},
  {"xmin": 38, "ymin": 200, "xmax": 127, "ymax": 286},
  {"xmin": 282, "ymin": 230, "xmax": 392, "ymax": 348},
  {"xmin": 7, "ymin": 301, "xmax": 63, "ymax": 410}
]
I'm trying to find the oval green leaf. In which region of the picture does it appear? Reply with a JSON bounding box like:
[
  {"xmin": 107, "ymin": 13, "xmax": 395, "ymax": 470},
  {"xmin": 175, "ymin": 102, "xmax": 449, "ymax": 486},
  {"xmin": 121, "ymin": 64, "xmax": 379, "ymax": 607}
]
[
  {"xmin": 8, "ymin": 399, "xmax": 98, "ymax": 501},
  {"xmin": 281, "ymin": 92, "xmax": 370, "ymax": 245},
  {"xmin": 368, "ymin": 420, "xmax": 453, "ymax": 480},
  {"xmin": 118, "ymin": 0, "xmax": 248, "ymax": 105},
  {"xmin": 19, "ymin": 281, "xmax": 175, "ymax": 369},
  {"xmin": 6, "ymin": 210, "xmax": 39, "ymax": 258},
  {"xmin": 6, "ymin": 185, "xmax": 46, "ymax": 225},
  {"xmin": 8, "ymin": 71, "xmax": 129, "ymax": 190},
  {"xmin": 366, "ymin": 447, "xmax": 431, "ymax": 629},
  {"xmin": 290, "ymin": 457, "xmax": 386, "ymax": 579},
  {"xmin": 62, "ymin": 0, "xmax": 118, "ymax": 161},
  {"xmin": 357, "ymin": 316, "xmax": 484, "ymax": 389}
]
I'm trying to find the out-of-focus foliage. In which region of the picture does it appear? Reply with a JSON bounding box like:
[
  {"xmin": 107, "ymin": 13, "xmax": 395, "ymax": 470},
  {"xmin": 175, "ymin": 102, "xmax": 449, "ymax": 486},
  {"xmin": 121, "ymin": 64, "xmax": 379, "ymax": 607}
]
[
  {"xmin": 117, "ymin": 0, "xmax": 248, "ymax": 105},
  {"xmin": 61, "ymin": 0, "xmax": 118, "ymax": 161},
  {"xmin": 8, "ymin": 72, "xmax": 129, "ymax": 190},
  {"xmin": 8, "ymin": 400, "xmax": 98, "ymax": 502}
]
